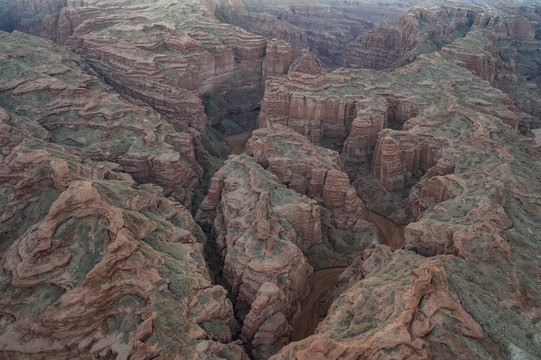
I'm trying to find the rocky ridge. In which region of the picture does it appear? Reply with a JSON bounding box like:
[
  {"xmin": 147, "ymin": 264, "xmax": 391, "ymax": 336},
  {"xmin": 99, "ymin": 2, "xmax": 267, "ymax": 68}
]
[
  {"xmin": 262, "ymin": 35, "xmax": 541, "ymax": 360},
  {"xmin": 1, "ymin": 0, "xmax": 541, "ymax": 359},
  {"xmin": 37, "ymin": 0, "xmax": 269, "ymax": 136},
  {"xmin": 0, "ymin": 31, "xmax": 248, "ymax": 360},
  {"xmin": 0, "ymin": 30, "xmax": 202, "ymax": 207},
  {"xmin": 344, "ymin": 1, "xmax": 541, "ymax": 129},
  {"xmin": 214, "ymin": 0, "xmax": 426, "ymax": 67},
  {"xmin": 245, "ymin": 125, "xmax": 381, "ymax": 262},
  {"xmin": 195, "ymin": 154, "xmax": 320, "ymax": 359}
]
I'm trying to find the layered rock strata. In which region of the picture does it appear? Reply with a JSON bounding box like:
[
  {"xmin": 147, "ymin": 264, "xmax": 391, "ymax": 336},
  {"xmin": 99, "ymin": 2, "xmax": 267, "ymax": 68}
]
[
  {"xmin": 262, "ymin": 39, "xmax": 295, "ymax": 82},
  {"xmin": 196, "ymin": 154, "xmax": 320, "ymax": 359},
  {"xmin": 0, "ymin": 34, "xmax": 249, "ymax": 358},
  {"xmin": 288, "ymin": 49, "xmax": 327, "ymax": 76},
  {"xmin": 0, "ymin": 141, "xmax": 247, "ymax": 359},
  {"xmin": 214, "ymin": 0, "xmax": 427, "ymax": 67},
  {"xmin": 259, "ymin": 53, "xmax": 520, "ymax": 195},
  {"xmin": 39, "ymin": 0, "xmax": 268, "ymax": 134},
  {"xmin": 0, "ymin": 31, "xmax": 202, "ymax": 206},
  {"xmin": 265, "ymin": 26, "xmax": 541, "ymax": 360},
  {"xmin": 343, "ymin": 1, "xmax": 541, "ymax": 129},
  {"xmin": 245, "ymin": 125, "xmax": 380, "ymax": 258}
]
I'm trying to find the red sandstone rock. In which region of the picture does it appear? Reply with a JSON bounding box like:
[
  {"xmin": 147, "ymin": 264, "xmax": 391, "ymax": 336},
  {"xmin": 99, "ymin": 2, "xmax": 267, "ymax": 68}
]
[
  {"xmin": 195, "ymin": 154, "xmax": 319, "ymax": 359},
  {"xmin": 272, "ymin": 247, "xmax": 485, "ymax": 360},
  {"xmin": 0, "ymin": 125, "xmax": 246, "ymax": 359},
  {"xmin": 371, "ymin": 130, "xmax": 444, "ymax": 192},
  {"xmin": 263, "ymin": 39, "xmax": 295, "ymax": 82},
  {"xmin": 0, "ymin": 31, "xmax": 203, "ymax": 206},
  {"xmin": 246, "ymin": 125, "xmax": 380, "ymax": 256},
  {"xmin": 39, "ymin": 0, "xmax": 268, "ymax": 134},
  {"xmin": 288, "ymin": 49, "xmax": 326, "ymax": 76}
]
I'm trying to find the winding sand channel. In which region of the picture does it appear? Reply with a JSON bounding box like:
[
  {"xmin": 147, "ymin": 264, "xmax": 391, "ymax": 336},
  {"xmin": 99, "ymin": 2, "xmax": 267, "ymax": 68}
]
[
  {"xmin": 361, "ymin": 208, "xmax": 405, "ymax": 250},
  {"xmin": 226, "ymin": 131, "xmax": 252, "ymax": 155},
  {"xmin": 292, "ymin": 209, "xmax": 404, "ymax": 340},
  {"xmin": 292, "ymin": 267, "xmax": 347, "ymax": 341}
]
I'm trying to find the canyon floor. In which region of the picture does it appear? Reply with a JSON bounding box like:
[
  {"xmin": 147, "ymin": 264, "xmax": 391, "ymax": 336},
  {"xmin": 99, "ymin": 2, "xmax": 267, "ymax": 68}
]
[{"xmin": 1, "ymin": 0, "xmax": 541, "ymax": 359}]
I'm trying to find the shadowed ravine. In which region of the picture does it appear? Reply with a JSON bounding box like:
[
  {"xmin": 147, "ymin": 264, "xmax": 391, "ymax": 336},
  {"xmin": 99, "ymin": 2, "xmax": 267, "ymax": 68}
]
[
  {"xmin": 362, "ymin": 208, "xmax": 405, "ymax": 250},
  {"xmin": 292, "ymin": 267, "xmax": 347, "ymax": 341},
  {"xmin": 226, "ymin": 131, "xmax": 252, "ymax": 155}
]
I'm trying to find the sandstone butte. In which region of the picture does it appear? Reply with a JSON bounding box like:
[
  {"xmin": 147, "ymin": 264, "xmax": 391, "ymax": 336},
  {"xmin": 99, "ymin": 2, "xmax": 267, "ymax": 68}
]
[{"xmin": 0, "ymin": 0, "xmax": 541, "ymax": 359}]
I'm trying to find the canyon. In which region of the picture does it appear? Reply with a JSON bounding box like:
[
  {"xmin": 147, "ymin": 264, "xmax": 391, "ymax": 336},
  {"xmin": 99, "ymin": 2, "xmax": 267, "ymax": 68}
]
[{"xmin": 1, "ymin": 0, "xmax": 541, "ymax": 359}]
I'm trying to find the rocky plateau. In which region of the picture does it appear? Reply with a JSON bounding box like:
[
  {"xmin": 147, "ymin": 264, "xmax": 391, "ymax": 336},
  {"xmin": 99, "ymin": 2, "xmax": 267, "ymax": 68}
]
[{"xmin": 1, "ymin": 0, "xmax": 541, "ymax": 359}]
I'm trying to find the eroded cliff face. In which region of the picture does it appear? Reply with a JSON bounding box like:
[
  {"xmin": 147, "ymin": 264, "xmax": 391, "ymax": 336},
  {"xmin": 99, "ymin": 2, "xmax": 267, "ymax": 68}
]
[
  {"xmin": 0, "ymin": 31, "xmax": 202, "ymax": 207},
  {"xmin": 2, "ymin": 1, "xmax": 541, "ymax": 359},
  {"xmin": 0, "ymin": 31, "xmax": 247, "ymax": 360},
  {"xmin": 263, "ymin": 34, "xmax": 541, "ymax": 360},
  {"xmin": 195, "ymin": 155, "xmax": 319, "ymax": 359},
  {"xmin": 35, "ymin": 0, "xmax": 268, "ymax": 137},
  {"xmin": 245, "ymin": 125, "xmax": 380, "ymax": 264},
  {"xmin": 343, "ymin": 1, "xmax": 541, "ymax": 129},
  {"xmin": 214, "ymin": 0, "xmax": 424, "ymax": 68}
]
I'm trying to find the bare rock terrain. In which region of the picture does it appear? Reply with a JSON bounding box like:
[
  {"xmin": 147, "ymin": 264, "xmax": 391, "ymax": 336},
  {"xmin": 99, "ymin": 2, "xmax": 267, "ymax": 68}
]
[{"xmin": 1, "ymin": 1, "xmax": 541, "ymax": 359}]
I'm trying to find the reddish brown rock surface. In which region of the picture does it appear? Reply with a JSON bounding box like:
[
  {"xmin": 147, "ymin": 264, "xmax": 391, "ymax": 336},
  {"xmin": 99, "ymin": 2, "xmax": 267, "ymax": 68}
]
[
  {"xmin": 262, "ymin": 39, "xmax": 295, "ymax": 82},
  {"xmin": 0, "ymin": 30, "xmax": 249, "ymax": 359},
  {"xmin": 343, "ymin": 1, "xmax": 541, "ymax": 128},
  {"xmin": 288, "ymin": 49, "xmax": 327, "ymax": 76},
  {"xmin": 211, "ymin": 0, "xmax": 429, "ymax": 67},
  {"xmin": 195, "ymin": 154, "xmax": 320, "ymax": 359},
  {"xmin": 37, "ymin": 0, "xmax": 268, "ymax": 135},
  {"xmin": 259, "ymin": 17, "xmax": 541, "ymax": 360},
  {"xmin": 273, "ymin": 247, "xmax": 486, "ymax": 360},
  {"xmin": 245, "ymin": 125, "xmax": 380, "ymax": 260},
  {"xmin": 2, "ymin": 1, "xmax": 541, "ymax": 359},
  {"xmin": 0, "ymin": 31, "xmax": 202, "ymax": 206}
]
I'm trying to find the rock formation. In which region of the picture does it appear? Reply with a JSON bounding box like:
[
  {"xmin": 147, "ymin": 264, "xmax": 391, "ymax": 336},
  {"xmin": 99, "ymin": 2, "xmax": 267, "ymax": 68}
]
[
  {"xmin": 260, "ymin": 15, "xmax": 541, "ymax": 360},
  {"xmin": 273, "ymin": 246, "xmax": 487, "ymax": 359},
  {"xmin": 0, "ymin": 30, "xmax": 202, "ymax": 207},
  {"xmin": 245, "ymin": 125, "xmax": 381, "ymax": 260},
  {"xmin": 343, "ymin": 1, "xmax": 541, "ymax": 129},
  {"xmin": 343, "ymin": 3, "xmax": 479, "ymax": 70},
  {"xmin": 0, "ymin": 143, "xmax": 247, "ymax": 359},
  {"xmin": 195, "ymin": 154, "xmax": 320, "ymax": 359},
  {"xmin": 288, "ymin": 49, "xmax": 327, "ymax": 76},
  {"xmin": 0, "ymin": 32, "xmax": 248, "ymax": 358},
  {"xmin": 36, "ymin": 0, "xmax": 268, "ymax": 136},
  {"xmin": 262, "ymin": 39, "xmax": 295, "ymax": 82},
  {"xmin": 213, "ymin": 0, "xmax": 423, "ymax": 67},
  {"xmin": 2, "ymin": 1, "xmax": 541, "ymax": 359}
]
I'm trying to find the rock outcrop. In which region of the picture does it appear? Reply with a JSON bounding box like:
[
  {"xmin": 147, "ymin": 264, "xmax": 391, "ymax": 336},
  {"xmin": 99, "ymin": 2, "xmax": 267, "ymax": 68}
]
[
  {"xmin": 342, "ymin": 1, "xmax": 541, "ymax": 129},
  {"xmin": 0, "ymin": 30, "xmax": 250, "ymax": 360},
  {"xmin": 0, "ymin": 67, "xmax": 254, "ymax": 360},
  {"xmin": 262, "ymin": 39, "xmax": 295, "ymax": 82},
  {"xmin": 258, "ymin": 52, "xmax": 521, "ymax": 196},
  {"xmin": 246, "ymin": 125, "xmax": 380, "ymax": 260},
  {"xmin": 213, "ymin": 0, "xmax": 424, "ymax": 67},
  {"xmin": 288, "ymin": 49, "xmax": 327, "ymax": 76},
  {"xmin": 259, "ymin": 10, "xmax": 541, "ymax": 359},
  {"xmin": 343, "ymin": 2, "xmax": 479, "ymax": 70},
  {"xmin": 37, "ymin": 0, "xmax": 268, "ymax": 135},
  {"xmin": 0, "ymin": 31, "xmax": 202, "ymax": 206},
  {"xmin": 273, "ymin": 246, "xmax": 487, "ymax": 360},
  {"xmin": 2, "ymin": 2, "xmax": 541, "ymax": 359},
  {"xmin": 196, "ymin": 155, "xmax": 320, "ymax": 359}
]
